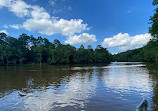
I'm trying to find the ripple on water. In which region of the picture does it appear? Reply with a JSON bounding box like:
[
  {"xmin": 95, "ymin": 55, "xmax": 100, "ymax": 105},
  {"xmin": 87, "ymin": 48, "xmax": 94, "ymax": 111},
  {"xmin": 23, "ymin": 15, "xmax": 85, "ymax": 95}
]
[{"xmin": 0, "ymin": 62, "xmax": 157, "ymax": 111}]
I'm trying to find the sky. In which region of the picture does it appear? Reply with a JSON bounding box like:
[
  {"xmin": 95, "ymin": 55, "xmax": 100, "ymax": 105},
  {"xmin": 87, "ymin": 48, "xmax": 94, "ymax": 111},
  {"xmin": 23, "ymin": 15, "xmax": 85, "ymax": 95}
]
[{"xmin": 0, "ymin": 0, "xmax": 155, "ymax": 54}]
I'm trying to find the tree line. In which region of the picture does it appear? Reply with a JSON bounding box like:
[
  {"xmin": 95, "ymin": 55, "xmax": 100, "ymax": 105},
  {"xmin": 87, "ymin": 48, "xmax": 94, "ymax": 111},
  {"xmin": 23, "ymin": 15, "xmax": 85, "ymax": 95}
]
[
  {"xmin": 113, "ymin": 0, "xmax": 158, "ymax": 63},
  {"xmin": 113, "ymin": 40, "xmax": 158, "ymax": 62},
  {"xmin": 0, "ymin": 33, "xmax": 112, "ymax": 65}
]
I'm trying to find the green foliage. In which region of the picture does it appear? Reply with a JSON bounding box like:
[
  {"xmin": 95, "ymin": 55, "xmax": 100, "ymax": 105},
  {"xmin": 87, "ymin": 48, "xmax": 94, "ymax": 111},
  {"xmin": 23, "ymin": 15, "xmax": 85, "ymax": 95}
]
[
  {"xmin": 113, "ymin": 40, "xmax": 158, "ymax": 62},
  {"xmin": 149, "ymin": 0, "xmax": 158, "ymax": 40},
  {"xmin": 0, "ymin": 33, "xmax": 112, "ymax": 65},
  {"xmin": 94, "ymin": 45, "xmax": 112, "ymax": 63},
  {"xmin": 153, "ymin": 0, "xmax": 158, "ymax": 6}
]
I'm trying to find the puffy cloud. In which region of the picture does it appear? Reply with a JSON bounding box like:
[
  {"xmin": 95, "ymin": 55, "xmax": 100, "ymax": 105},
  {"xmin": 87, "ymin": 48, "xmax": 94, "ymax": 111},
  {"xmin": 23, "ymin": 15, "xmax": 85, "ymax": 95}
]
[
  {"xmin": 30, "ymin": 6, "xmax": 50, "ymax": 20},
  {"xmin": 0, "ymin": 0, "xmax": 12, "ymax": 7},
  {"xmin": 65, "ymin": 33, "xmax": 97, "ymax": 45},
  {"xmin": 23, "ymin": 18, "xmax": 89, "ymax": 36},
  {"xmin": 0, "ymin": 0, "xmax": 89, "ymax": 36},
  {"xmin": 102, "ymin": 33, "xmax": 152, "ymax": 51},
  {"xmin": 0, "ymin": 30, "xmax": 8, "ymax": 34},
  {"xmin": 9, "ymin": 0, "xmax": 31, "ymax": 17},
  {"xmin": 0, "ymin": 0, "xmax": 31, "ymax": 17}
]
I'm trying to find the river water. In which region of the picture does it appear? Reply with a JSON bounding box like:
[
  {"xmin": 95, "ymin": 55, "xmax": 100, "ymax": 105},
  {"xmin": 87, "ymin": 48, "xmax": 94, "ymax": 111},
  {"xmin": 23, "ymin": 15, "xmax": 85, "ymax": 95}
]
[{"xmin": 0, "ymin": 62, "xmax": 158, "ymax": 111}]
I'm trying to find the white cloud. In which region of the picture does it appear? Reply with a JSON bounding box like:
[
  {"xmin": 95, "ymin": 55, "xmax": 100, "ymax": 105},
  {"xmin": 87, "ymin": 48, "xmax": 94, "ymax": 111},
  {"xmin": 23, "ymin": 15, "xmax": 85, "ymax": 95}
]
[
  {"xmin": 3, "ymin": 25, "xmax": 9, "ymax": 28},
  {"xmin": 10, "ymin": 0, "xmax": 31, "ymax": 17},
  {"xmin": 53, "ymin": 9, "xmax": 62, "ymax": 14},
  {"xmin": 0, "ymin": 0, "xmax": 31, "ymax": 17},
  {"xmin": 9, "ymin": 24, "xmax": 20, "ymax": 29},
  {"xmin": 0, "ymin": 0, "xmax": 12, "ymax": 7},
  {"xmin": 3, "ymin": 24, "xmax": 21, "ymax": 29},
  {"xmin": 23, "ymin": 73, "xmax": 96, "ymax": 111},
  {"xmin": 0, "ymin": 30, "xmax": 8, "ymax": 34},
  {"xmin": 102, "ymin": 33, "xmax": 152, "ymax": 51},
  {"xmin": 0, "ymin": 0, "xmax": 89, "ymax": 36},
  {"xmin": 65, "ymin": 33, "xmax": 97, "ymax": 45},
  {"xmin": 23, "ymin": 19, "xmax": 89, "ymax": 36},
  {"xmin": 31, "ymin": 6, "xmax": 50, "ymax": 20}
]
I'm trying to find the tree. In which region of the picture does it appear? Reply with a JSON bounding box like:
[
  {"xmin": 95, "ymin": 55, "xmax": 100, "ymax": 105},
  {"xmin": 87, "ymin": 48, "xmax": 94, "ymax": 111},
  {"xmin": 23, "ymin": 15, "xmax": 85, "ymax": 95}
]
[
  {"xmin": 18, "ymin": 34, "xmax": 30, "ymax": 46},
  {"xmin": 0, "ymin": 45, "xmax": 5, "ymax": 65},
  {"xmin": 79, "ymin": 45, "xmax": 84, "ymax": 49},
  {"xmin": 153, "ymin": 0, "xmax": 158, "ymax": 5},
  {"xmin": 149, "ymin": 0, "xmax": 158, "ymax": 40},
  {"xmin": 87, "ymin": 45, "xmax": 93, "ymax": 62},
  {"xmin": 53, "ymin": 39, "xmax": 61, "ymax": 48},
  {"xmin": 0, "ymin": 33, "xmax": 7, "ymax": 45},
  {"xmin": 17, "ymin": 49, "xmax": 26, "ymax": 64},
  {"xmin": 0, "ymin": 33, "xmax": 113, "ymax": 65},
  {"xmin": 34, "ymin": 45, "xmax": 45, "ymax": 65},
  {"xmin": 94, "ymin": 45, "xmax": 112, "ymax": 63},
  {"xmin": 30, "ymin": 35, "xmax": 38, "ymax": 47},
  {"xmin": 48, "ymin": 44, "xmax": 76, "ymax": 64},
  {"xmin": 87, "ymin": 45, "xmax": 92, "ymax": 50}
]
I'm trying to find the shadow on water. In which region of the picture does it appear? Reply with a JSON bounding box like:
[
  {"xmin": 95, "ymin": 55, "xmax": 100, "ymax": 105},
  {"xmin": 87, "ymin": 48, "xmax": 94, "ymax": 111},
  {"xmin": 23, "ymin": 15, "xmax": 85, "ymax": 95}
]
[
  {"xmin": 145, "ymin": 63, "xmax": 158, "ymax": 111},
  {"xmin": 0, "ymin": 64, "xmax": 95, "ymax": 96},
  {"xmin": 0, "ymin": 62, "xmax": 158, "ymax": 111}
]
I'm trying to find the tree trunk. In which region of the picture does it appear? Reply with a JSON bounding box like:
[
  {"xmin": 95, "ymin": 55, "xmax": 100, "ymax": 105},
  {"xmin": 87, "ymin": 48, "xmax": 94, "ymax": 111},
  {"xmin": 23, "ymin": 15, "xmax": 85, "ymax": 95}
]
[
  {"xmin": 20, "ymin": 60, "xmax": 22, "ymax": 64},
  {"xmin": 13, "ymin": 59, "xmax": 16, "ymax": 65},
  {"xmin": 40, "ymin": 53, "xmax": 42, "ymax": 65},
  {"xmin": 1, "ymin": 55, "xmax": 4, "ymax": 65},
  {"xmin": 19, "ymin": 56, "xmax": 23, "ymax": 64},
  {"xmin": 6, "ymin": 56, "xmax": 8, "ymax": 66}
]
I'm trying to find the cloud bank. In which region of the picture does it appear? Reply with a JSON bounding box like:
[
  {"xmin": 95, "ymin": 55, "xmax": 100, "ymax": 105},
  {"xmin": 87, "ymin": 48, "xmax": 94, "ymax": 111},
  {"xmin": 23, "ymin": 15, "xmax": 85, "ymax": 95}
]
[{"xmin": 102, "ymin": 33, "xmax": 152, "ymax": 51}]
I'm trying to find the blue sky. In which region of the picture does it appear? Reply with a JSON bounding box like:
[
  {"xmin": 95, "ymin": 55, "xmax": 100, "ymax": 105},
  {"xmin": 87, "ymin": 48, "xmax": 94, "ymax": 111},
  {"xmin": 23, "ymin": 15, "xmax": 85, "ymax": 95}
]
[{"xmin": 0, "ymin": 0, "xmax": 155, "ymax": 53}]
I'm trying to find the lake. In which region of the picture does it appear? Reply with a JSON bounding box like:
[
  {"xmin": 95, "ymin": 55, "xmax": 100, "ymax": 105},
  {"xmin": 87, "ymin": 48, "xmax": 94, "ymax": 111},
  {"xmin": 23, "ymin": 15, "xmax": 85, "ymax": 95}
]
[{"xmin": 0, "ymin": 62, "xmax": 158, "ymax": 111}]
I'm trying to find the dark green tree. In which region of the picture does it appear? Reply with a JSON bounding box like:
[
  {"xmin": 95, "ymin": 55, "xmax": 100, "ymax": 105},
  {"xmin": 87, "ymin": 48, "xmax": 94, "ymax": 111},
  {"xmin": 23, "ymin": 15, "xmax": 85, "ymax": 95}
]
[
  {"xmin": 0, "ymin": 33, "xmax": 112, "ymax": 65},
  {"xmin": 53, "ymin": 39, "xmax": 61, "ymax": 48},
  {"xmin": 149, "ymin": 0, "xmax": 158, "ymax": 40}
]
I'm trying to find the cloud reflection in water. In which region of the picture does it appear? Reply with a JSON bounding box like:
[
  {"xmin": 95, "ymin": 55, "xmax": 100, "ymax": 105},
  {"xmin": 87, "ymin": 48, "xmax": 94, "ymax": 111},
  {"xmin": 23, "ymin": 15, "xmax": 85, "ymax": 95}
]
[{"xmin": 23, "ymin": 73, "xmax": 97, "ymax": 111}]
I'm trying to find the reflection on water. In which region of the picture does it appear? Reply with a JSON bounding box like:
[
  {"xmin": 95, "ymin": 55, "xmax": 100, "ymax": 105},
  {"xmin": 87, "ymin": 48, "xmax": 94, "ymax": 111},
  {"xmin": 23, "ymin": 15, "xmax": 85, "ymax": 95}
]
[{"xmin": 0, "ymin": 62, "xmax": 158, "ymax": 111}]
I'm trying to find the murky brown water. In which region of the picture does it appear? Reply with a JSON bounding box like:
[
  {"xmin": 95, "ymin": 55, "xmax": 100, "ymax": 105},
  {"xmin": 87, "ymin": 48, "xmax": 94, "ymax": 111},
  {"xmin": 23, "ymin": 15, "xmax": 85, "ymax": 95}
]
[{"xmin": 0, "ymin": 62, "xmax": 158, "ymax": 111}]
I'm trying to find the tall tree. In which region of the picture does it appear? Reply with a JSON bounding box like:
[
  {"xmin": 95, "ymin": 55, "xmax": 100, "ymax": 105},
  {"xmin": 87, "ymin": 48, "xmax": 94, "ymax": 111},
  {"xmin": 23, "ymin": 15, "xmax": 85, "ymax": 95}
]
[
  {"xmin": 0, "ymin": 33, "xmax": 7, "ymax": 45},
  {"xmin": 79, "ymin": 45, "xmax": 84, "ymax": 49},
  {"xmin": 18, "ymin": 34, "xmax": 30, "ymax": 46},
  {"xmin": 53, "ymin": 39, "xmax": 61, "ymax": 48},
  {"xmin": 149, "ymin": 0, "xmax": 158, "ymax": 40}
]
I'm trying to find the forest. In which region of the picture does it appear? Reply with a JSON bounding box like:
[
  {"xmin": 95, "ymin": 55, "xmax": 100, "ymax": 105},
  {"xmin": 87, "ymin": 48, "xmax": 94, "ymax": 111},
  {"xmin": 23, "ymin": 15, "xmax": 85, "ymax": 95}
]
[
  {"xmin": 113, "ymin": 0, "xmax": 158, "ymax": 63},
  {"xmin": 113, "ymin": 40, "xmax": 158, "ymax": 62},
  {"xmin": 0, "ymin": 33, "xmax": 112, "ymax": 65}
]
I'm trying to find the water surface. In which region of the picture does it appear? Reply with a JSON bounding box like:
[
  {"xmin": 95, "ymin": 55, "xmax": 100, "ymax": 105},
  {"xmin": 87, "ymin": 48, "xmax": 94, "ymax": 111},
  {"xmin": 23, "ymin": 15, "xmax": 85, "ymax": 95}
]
[{"xmin": 0, "ymin": 62, "xmax": 158, "ymax": 111}]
